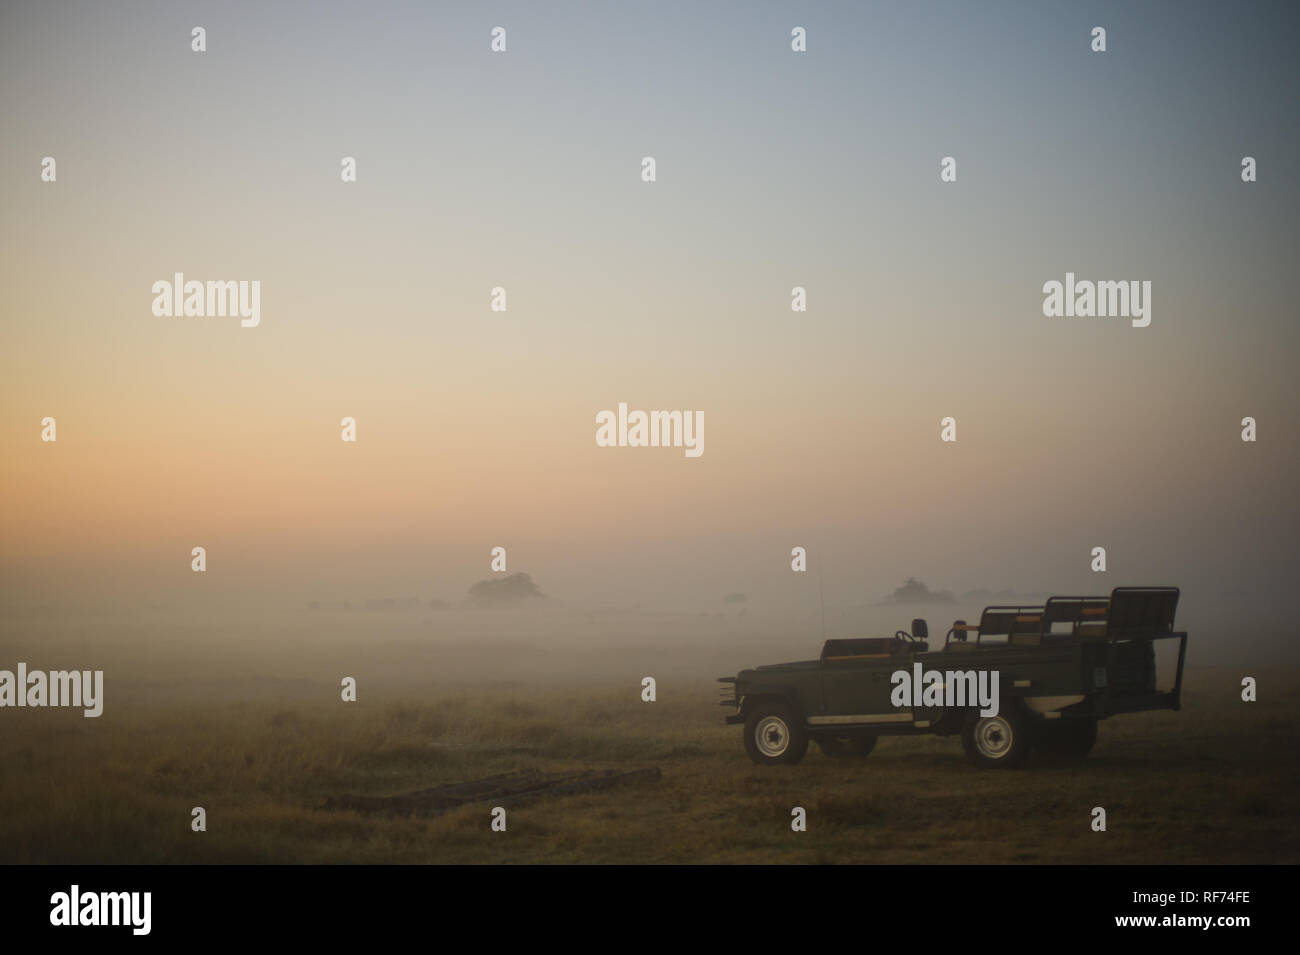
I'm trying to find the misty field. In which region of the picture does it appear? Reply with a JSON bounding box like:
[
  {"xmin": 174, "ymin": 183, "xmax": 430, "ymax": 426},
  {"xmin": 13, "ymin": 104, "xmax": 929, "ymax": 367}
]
[{"xmin": 1, "ymin": 665, "xmax": 1295, "ymax": 864}]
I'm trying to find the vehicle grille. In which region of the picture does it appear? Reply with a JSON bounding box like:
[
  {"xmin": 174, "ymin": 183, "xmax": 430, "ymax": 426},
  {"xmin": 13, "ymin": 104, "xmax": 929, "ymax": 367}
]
[{"xmin": 717, "ymin": 676, "xmax": 738, "ymax": 707}]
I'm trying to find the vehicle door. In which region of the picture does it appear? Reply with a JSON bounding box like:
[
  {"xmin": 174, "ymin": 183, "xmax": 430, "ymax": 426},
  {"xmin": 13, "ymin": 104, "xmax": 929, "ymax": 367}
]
[{"xmin": 819, "ymin": 653, "xmax": 910, "ymax": 725}]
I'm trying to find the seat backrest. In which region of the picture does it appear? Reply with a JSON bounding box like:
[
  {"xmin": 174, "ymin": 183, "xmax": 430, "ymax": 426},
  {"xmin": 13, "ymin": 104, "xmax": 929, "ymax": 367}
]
[
  {"xmin": 1042, "ymin": 596, "xmax": 1109, "ymax": 634},
  {"xmin": 1008, "ymin": 612, "xmax": 1044, "ymax": 646},
  {"xmin": 978, "ymin": 606, "xmax": 1043, "ymax": 645},
  {"xmin": 1106, "ymin": 587, "xmax": 1180, "ymax": 640}
]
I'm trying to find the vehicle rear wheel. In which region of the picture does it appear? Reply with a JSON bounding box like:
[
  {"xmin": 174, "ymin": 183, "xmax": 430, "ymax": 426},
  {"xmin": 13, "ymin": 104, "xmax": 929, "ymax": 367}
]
[
  {"xmin": 816, "ymin": 735, "xmax": 877, "ymax": 758},
  {"xmin": 961, "ymin": 705, "xmax": 1032, "ymax": 769},
  {"xmin": 1037, "ymin": 719, "xmax": 1098, "ymax": 759},
  {"xmin": 743, "ymin": 702, "xmax": 808, "ymax": 766}
]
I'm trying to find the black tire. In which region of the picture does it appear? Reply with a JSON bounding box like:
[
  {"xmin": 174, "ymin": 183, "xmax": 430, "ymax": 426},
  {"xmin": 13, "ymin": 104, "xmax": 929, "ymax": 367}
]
[
  {"xmin": 961, "ymin": 704, "xmax": 1033, "ymax": 769},
  {"xmin": 743, "ymin": 702, "xmax": 808, "ymax": 766},
  {"xmin": 816, "ymin": 735, "xmax": 878, "ymax": 758},
  {"xmin": 1037, "ymin": 719, "xmax": 1098, "ymax": 759}
]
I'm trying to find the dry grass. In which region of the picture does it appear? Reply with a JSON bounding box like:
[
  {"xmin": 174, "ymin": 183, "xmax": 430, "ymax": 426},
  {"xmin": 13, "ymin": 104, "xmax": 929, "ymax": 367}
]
[{"xmin": 0, "ymin": 667, "xmax": 1294, "ymax": 864}]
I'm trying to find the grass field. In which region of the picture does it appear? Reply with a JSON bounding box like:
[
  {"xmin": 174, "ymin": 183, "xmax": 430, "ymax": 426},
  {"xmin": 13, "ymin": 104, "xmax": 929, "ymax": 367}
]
[{"xmin": 1, "ymin": 663, "xmax": 1294, "ymax": 864}]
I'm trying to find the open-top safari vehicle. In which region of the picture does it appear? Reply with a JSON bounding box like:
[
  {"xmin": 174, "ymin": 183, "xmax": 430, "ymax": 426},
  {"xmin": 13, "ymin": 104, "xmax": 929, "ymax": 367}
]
[{"xmin": 718, "ymin": 586, "xmax": 1187, "ymax": 768}]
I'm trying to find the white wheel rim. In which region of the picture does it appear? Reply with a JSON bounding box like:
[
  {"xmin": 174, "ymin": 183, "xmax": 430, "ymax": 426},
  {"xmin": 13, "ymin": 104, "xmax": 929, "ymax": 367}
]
[
  {"xmin": 754, "ymin": 716, "xmax": 790, "ymax": 757},
  {"xmin": 975, "ymin": 716, "xmax": 1014, "ymax": 758}
]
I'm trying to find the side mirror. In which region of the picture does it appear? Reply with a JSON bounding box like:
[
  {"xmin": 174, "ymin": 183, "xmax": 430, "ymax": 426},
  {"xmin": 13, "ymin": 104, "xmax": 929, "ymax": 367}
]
[{"xmin": 911, "ymin": 618, "xmax": 929, "ymax": 641}]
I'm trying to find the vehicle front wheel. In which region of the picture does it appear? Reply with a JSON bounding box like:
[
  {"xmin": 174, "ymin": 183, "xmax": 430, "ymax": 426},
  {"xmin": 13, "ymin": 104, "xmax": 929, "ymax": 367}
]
[
  {"xmin": 816, "ymin": 735, "xmax": 877, "ymax": 758},
  {"xmin": 743, "ymin": 703, "xmax": 808, "ymax": 766},
  {"xmin": 961, "ymin": 705, "xmax": 1032, "ymax": 769}
]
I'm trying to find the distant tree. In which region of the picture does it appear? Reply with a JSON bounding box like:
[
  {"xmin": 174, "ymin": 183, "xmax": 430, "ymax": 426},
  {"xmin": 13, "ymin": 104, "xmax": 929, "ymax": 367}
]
[
  {"xmin": 892, "ymin": 577, "xmax": 955, "ymax": 604},
  {"xmin": 467, "ymin": 572, "xmax": 544, "ymax": 605}
]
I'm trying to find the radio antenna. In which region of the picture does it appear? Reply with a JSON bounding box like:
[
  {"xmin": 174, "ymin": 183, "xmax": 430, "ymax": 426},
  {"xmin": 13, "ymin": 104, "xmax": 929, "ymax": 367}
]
[{"xmin": 817, "ymin": 547, "xmax": 826, "ymax": 640}]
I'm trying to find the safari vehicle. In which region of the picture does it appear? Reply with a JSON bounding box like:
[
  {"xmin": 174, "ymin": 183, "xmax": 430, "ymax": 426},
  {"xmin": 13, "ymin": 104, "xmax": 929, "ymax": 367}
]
[{"xmin": 718, "ymin": 586, "xmax": 1187, "ymax": 768}]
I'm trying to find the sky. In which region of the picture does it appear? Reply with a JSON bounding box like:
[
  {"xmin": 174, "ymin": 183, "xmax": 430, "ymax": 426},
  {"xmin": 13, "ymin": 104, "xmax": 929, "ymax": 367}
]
[{"xmin": 1, "ymin": 1, "xmax": 1297, "ymax": 657}]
